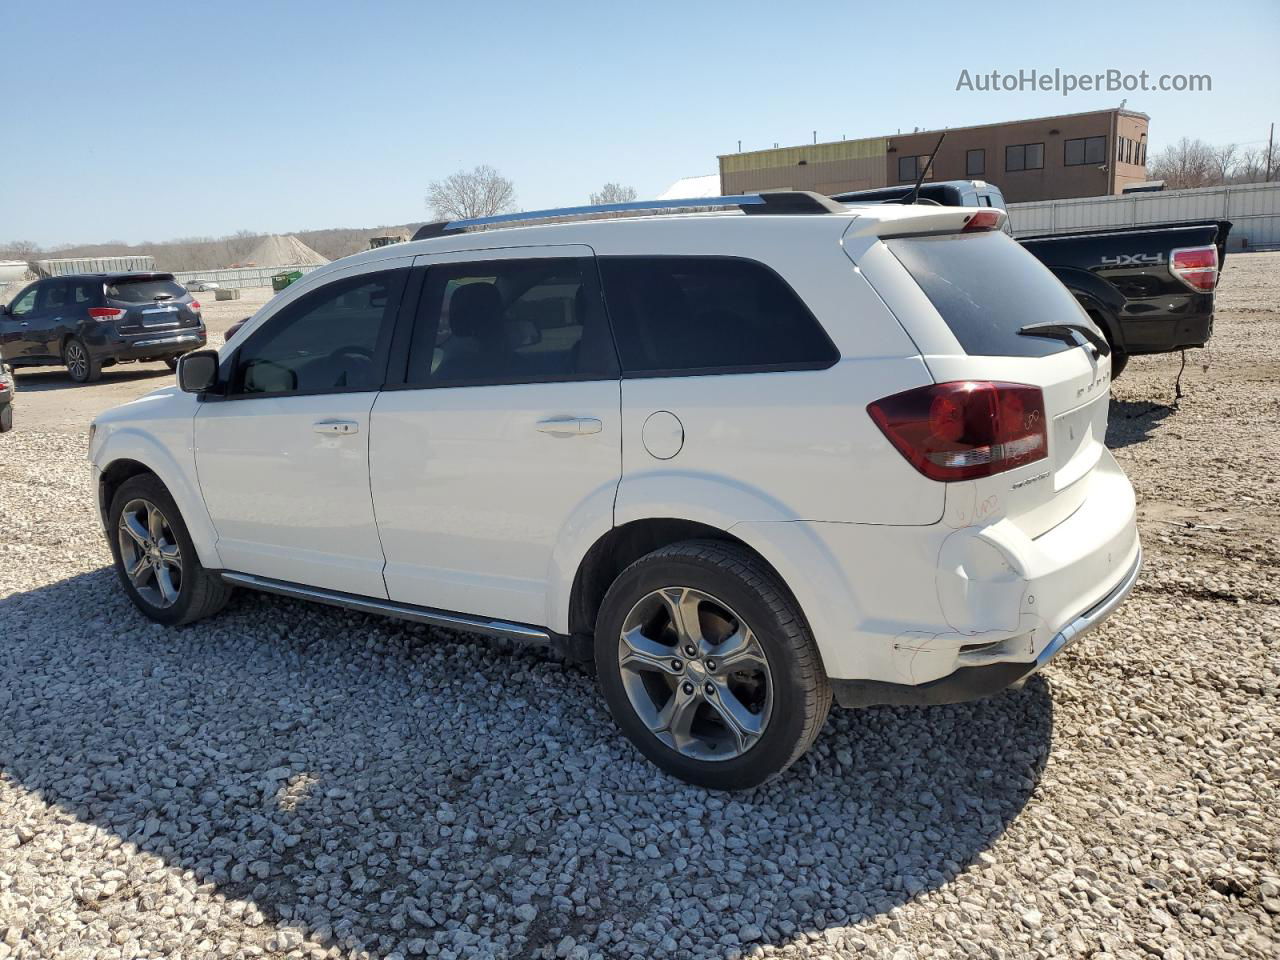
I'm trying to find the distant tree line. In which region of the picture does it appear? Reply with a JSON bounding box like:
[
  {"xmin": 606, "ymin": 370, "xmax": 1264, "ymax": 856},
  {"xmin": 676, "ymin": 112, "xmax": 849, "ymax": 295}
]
[
  {"xmin": 1147, "ymin": 137, "xmax": 1277, "ymax": 190},
  {"xmin": 5, "ymin": 167, "xmax": 645, "ymax": 271}
]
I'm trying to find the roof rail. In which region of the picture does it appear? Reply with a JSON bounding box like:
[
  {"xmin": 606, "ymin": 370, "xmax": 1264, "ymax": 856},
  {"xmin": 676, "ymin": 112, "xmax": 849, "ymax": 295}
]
[{"xmin": 411, "ymin": 191, "xmax": 845, "ymax": 241}]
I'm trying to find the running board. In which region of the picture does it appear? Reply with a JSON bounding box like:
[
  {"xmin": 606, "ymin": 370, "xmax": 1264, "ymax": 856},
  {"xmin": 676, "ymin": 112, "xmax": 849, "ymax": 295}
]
[{"xmin": 219, "ymin": 571, "xmax": 553, "ymax": 644}]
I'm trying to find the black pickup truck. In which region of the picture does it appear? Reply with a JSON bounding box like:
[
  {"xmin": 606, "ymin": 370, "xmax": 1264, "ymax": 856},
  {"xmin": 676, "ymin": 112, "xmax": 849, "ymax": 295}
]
[{"xmin": 833, "ymin": 181, "xmax": 1231, "ymax": 377}]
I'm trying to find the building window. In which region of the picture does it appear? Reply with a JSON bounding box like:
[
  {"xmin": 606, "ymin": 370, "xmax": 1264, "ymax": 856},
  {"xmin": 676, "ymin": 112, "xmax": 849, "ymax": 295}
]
[
  {"xmin": 966, "ymin": 149, "xmax": 985, "ymax": 176},
  {"xmin": 898, "ymin": 155, "xmax": 919, "ymax": 181},
  {"xmin": 1065, "ymin": 136, "xmax": 1107, "ymax": 167},
  {"xmin": 1139, "ymin": 140, "xmax": 1146, "ymax": 165},
  {"xmin": 1005, "ymin": 142, "xmax": 1044, "ymax": 172}
]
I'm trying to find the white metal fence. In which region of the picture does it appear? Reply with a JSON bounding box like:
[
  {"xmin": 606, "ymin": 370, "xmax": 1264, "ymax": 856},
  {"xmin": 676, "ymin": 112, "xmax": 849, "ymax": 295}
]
[
  {"xmin": 171, "ymin": 264, "xmax": 326, "ymax": 290},
  {"xmin": 1008, "ymin": 181, "xmax": 1280, "ymax": 250}
]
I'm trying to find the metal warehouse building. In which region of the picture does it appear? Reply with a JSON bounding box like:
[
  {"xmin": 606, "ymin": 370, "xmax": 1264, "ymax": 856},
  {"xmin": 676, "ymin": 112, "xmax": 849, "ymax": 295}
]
[{"xmin": 719, "ymin": 108, "xmax": 1151, "ymax": 204}]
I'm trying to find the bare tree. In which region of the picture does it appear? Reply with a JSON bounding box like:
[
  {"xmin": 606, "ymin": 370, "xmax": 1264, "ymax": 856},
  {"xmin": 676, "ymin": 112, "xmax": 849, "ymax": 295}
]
[
  {"xmin": 0, "ymin": 240, "xmax": 42, "ymax": 261},
  {"xmin": 426, "ymin": 165, "xmax": 516, "ymax": 221},
  {"xmin": 1210, "ymin": 143, "xmax": 1240, "ymax": 184},
  {"xmin": 1148, "ymin": 137, "xmax": 1217, "ymax": 189},
  {"xmin": 589, "ymin": 183, "xmax": 638, "ymax": 205}
]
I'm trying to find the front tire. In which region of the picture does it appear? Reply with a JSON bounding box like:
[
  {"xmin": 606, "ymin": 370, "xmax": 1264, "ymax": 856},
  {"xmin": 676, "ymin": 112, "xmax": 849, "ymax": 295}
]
[
  {"xmin": 595, "ymin": 539, "xmax": 831, "ymax": 790},
  {"xmin": 108, "ymin": 474, "xmax": 233, "ymax": 626},
  {"xmin": 64, "ymin": 337, "xmax": 102, "ymax": 383},
  {"xmin": 0, "ymin": 404, "xmax": 11, "ymax": 433}
]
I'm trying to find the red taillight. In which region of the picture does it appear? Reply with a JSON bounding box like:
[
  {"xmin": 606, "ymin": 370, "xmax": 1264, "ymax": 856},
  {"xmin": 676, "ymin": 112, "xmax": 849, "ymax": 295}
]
[
  {"xmin": 190, "ymin": 300, "xmax": 201, "ymax": 311},
  {"xmin": 1169, "ymin": 244, "xmax": 1218, "ymax": 292},
  {"xmin": 868, "ymin": 381, "xmax": 1048, "ymax": 482},
  {"xmin": 962, "ymin": 210, "xmax": 1001, "ymax": 232},
  {"xmin": 87, "ymin": 307, "xmax": 126, "ymax": 322}
]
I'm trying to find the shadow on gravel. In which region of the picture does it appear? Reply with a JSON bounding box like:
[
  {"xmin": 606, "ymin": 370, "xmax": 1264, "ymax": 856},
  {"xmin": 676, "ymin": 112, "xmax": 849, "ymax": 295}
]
[
  {"xmin": 10, "ymin": 365, "xmax": 171, "ymax": 392},
  {"xmin": 1107, "ymin": 398, "xmax": 1175, "ymax": 449},
  {"xmin": 1, "ymin": 569, "xmax": 1051, "ymax": 958}
]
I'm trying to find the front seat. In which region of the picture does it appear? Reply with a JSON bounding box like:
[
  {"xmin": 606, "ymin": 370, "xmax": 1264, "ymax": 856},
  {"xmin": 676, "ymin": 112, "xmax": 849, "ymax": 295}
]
[{"xmin": 435, "ymin": 283, "xmax": 512, "ymax": 381}]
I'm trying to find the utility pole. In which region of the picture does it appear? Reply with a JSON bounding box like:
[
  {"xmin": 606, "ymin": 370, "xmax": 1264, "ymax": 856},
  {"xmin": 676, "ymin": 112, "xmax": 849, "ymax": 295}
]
[
  {"xmin": 1267, "ymin": 122, "xmax": 1275, "ymax": 181},
  {"xmin": 813, "ymin": 130, "xmax": 817, "ymax": 144}
]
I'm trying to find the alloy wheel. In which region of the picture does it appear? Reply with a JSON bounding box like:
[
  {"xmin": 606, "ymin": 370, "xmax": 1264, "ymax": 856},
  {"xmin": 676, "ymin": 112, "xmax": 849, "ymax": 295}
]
[
  {"xmin": 117, "ymin": 498, "xmax": 183, "ymax": 608},
  {"xmin": 66, "ymin": 342, "xmax": 88, "ymax": 380},
  {"xmin": 617, "ymin": 586, "xmax": 773, "ymax": 761}
]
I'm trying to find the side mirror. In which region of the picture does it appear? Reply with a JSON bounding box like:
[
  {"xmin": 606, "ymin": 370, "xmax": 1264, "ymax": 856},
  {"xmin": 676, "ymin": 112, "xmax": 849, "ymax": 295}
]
[{"xmin": 177, "ymin": 350, "xmax": 220, "ymax": 393}]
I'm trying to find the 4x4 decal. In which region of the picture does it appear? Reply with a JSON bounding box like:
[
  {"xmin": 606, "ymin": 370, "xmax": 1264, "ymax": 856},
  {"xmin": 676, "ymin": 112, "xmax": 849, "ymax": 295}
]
[{"xmin": 1100, "ymin": 252, "xmax": 1165, "ymax": 268}]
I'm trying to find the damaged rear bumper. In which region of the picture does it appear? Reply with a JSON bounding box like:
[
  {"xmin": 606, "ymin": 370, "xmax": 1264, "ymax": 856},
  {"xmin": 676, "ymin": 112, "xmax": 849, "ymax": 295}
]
[{"xmin": 832, "ymin": 544, "xmax": 1142, "ymax": 707}]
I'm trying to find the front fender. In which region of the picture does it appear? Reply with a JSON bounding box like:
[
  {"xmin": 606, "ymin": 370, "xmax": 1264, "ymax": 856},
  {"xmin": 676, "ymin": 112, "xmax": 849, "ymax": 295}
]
[{"xmin": 94, "ymin": 425, "xmax": 222, "ymax": 570}]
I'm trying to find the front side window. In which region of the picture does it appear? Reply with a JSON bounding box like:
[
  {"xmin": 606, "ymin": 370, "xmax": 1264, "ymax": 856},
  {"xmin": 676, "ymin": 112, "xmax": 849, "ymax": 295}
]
[
  {"xmin": 406, "ymin": 257, "xmax": 616, "ymax": 386},
  {"xmin": 598, "ymin": 256, "xmax": 838, "ymax": 376},
  {"xmin": 966, "ymin": 149, "xmax": 985, "ymax": 175},
  {"xmin": 232, "ymin": 270, "xmax": 405, "ymax": 396},
  {"xmin": 8, "ymin": 285, "xmax": 38, "ymax": 317}
]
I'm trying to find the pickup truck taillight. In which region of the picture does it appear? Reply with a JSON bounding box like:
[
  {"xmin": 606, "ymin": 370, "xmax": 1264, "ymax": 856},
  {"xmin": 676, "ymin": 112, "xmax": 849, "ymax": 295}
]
[
  {"xmin": 868, "ymin": 381, "xmax": 1048, "ymax": 482},
  {"xmin": 962, "ymin": 210, "xmax": 1002, "ymax": 232},
  {"xmin": 87, "ymin": 307, "xmax": 127, "ymax": 322},
  {"xmin": 1169, "ymin": 245, "xmax": 1219, "ymax": 292}
]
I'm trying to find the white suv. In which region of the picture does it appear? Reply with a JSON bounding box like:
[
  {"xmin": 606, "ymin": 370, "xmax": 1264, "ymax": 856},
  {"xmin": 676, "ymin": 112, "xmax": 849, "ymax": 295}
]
[{"xmin": 89, "ymin": 193, "xmax": 1141, "ymax": 789}]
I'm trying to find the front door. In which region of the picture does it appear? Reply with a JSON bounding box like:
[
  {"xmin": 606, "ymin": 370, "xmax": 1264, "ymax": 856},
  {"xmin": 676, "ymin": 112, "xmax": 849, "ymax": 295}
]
[
  {"xmin": 193, "ymin": 263, "xmax": 411, "ymax": 598},
  {"xmin": 0, "ymin": 283, "xmax": 44, "ymax": 361},
  {"xmin": 370, "ymin": 246, "xmax": 621, "ymax": 627}
]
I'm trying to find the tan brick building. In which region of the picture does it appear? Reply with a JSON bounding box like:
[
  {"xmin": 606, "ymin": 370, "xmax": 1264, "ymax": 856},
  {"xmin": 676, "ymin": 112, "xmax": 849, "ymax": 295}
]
[{"xmin": 719, "ymin": 109, "xmax": 1150, "ymax": 203}]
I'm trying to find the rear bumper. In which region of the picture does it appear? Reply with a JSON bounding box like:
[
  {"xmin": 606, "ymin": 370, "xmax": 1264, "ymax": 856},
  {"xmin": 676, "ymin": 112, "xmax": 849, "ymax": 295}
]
[
  {"xmin": 832, "ymin": 544, "xmax": 1142, "ymax": 706},
  {"xmin": 1122, "ymin": 312, "xmax": 1213, "ymax": 354},
  {"xmin": 87, "ymin": 326, "xmax": 207, "ymax": 361}
]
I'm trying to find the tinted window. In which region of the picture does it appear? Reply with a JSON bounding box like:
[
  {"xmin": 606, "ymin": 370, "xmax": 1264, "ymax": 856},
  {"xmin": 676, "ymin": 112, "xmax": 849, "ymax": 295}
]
[
  {"xmin": 107, "ymin": 277, "xmax": 187, "ymax": 303},
  {"xmin": 898, "ymin": 155, "xmax": 917, "ymax": 181},
  {"xmin": 233, "ymin": 270, "xmax": 404, "ymax": 395},
  {"xmin": 36, "ymin": 282, "xmax": 70, "ymax": 311},
  {"xmin": 966, "ymin": 149, "xmax": 984, "ymax": 175},
  {"xmin": 1064, "ymin": 138, "xmax": 1085, "ymax": 166},
  {"xmin": 70, "ymin": 281, "xmax": 98, "ymax": 304},
  {"xmin": 886, "ymin": 232, "xmax": 1086, "ymax": 358},
  {"xmin": 599, "ymin": 257, "xmax": 838, "ymax": 375},
  {"xmin": 1006, "ymin": 143, "xmax": 1043, "ymax": 171},
  {"xmin": 1084, "ymin": 136, "xmax": 1106, "ymax": 164},
  {"xmin": 406, "ymin": 258, "xmax": 616, "ymax": 386}
]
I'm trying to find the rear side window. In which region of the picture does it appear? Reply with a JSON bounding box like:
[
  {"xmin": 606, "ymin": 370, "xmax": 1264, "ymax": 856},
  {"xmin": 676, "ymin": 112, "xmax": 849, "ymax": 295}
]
[
  {"xmin": 598, "ymin": 257, "xmax": 837, "ymax": 376},
  {"xmin": 885, "ymin": 232, "xmax": 1082, "ymax": 358},
  {"xmin": 405, "ymin": 257, "xmax": 617, "ymax": 387},
  {"xmin": 106, "ymin": 277, "xmax": 187, "ymax": 303}
]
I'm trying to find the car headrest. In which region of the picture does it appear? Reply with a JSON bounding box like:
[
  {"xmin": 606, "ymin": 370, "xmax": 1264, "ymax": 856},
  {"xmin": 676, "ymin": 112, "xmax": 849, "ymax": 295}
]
[{"xmin": 449, "ymin": 283, "xmax": 504, "ymax": 340}]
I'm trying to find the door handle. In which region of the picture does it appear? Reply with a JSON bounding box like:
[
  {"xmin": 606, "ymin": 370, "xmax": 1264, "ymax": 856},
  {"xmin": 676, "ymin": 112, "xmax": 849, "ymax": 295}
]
[
  {"xmin": 313, "ymin": 419, "xmax": 359, "ymax": 435},
  {"xmin": 536, "ymin": 417, "xmax": 603, "ymax": 437}
]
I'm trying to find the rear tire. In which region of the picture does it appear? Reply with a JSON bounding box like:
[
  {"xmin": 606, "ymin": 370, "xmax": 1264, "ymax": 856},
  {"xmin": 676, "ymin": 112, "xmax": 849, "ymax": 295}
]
[
  {"xmin": 64, "ymin": 337, "xmax": 102, "ymax": 383},
  {"xmin": 0, "ymin": 404, "xmax": 12, "ymax": 433},
  {"xmin": 164, "ymin": 356, "xmax": 180, "ymax": 371},
  {"xmin": 108, "ymin": 473, "xmax": 233, "ymax": 626},
  {"xmin": 595, "ymin": 539, "xmax": 831, "ymax": 790},
  {"xmin": 1109, "ymin": 349, "xmax": 1129, "ymax": 379}
]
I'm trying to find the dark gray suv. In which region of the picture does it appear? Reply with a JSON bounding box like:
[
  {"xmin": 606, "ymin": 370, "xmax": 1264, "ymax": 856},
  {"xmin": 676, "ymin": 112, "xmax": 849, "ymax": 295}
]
[{"xmin": 0, "ymin": 273, "xmax": 207, "ymax": 382}]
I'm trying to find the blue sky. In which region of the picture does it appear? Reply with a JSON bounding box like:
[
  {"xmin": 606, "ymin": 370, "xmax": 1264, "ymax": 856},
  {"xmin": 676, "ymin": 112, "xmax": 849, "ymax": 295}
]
[{"xmin": 2, "ymin": 0, "xmax": 1276, "ymax": 246}]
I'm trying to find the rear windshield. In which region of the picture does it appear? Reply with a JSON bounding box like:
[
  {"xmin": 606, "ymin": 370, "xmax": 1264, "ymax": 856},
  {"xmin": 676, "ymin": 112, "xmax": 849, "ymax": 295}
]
[
  {"xmin": 885, "ymin": 231, "xmax": 1083, "ymax": 358},
  {"xmin": 106, "ymin": 277, "xmax": 187, "ymax": 303}
]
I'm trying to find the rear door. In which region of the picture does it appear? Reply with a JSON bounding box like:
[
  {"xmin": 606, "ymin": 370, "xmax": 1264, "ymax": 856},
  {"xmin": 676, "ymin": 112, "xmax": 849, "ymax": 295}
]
[
  {"xmin": 862, "ymin": 229, "xmax": 1111, "ymax": 538},
  {"xmin": 369, "ymin": 245, "xmax": 621, "ymax": 627}
]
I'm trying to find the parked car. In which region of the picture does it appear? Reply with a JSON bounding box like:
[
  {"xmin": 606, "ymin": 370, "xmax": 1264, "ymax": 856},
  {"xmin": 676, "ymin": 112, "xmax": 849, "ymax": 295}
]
[
  {"xmin": 0, "ymin": 360, "xmax": 13, "ymax": 432},
  {"xmin": 833, "ymin": 180, "xmax": 1230, "ymax": 377},
  {"xmin": 0, "ymin": 273, "xmax": 207, "ymax": 382},
  {"xmin": 185, "ymin": 279, "xmax": 220, "ymax": 292},
  {"xmin": 89, "ymin": 193, "xmax": 1141, "ymax": 789}
]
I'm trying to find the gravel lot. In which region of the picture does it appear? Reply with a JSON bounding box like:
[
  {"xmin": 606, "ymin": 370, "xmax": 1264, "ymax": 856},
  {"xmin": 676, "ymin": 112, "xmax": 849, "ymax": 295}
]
[{"xmin": 1, "ymin": 257, "xmax": 1277, "ymax": 960}]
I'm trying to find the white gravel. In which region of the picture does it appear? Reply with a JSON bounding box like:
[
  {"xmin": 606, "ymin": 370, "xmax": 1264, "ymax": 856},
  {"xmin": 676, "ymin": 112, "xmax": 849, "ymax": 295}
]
[{"xmin": 1, "ymin": 255, "xmax": 1277, "ymax": 959}]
